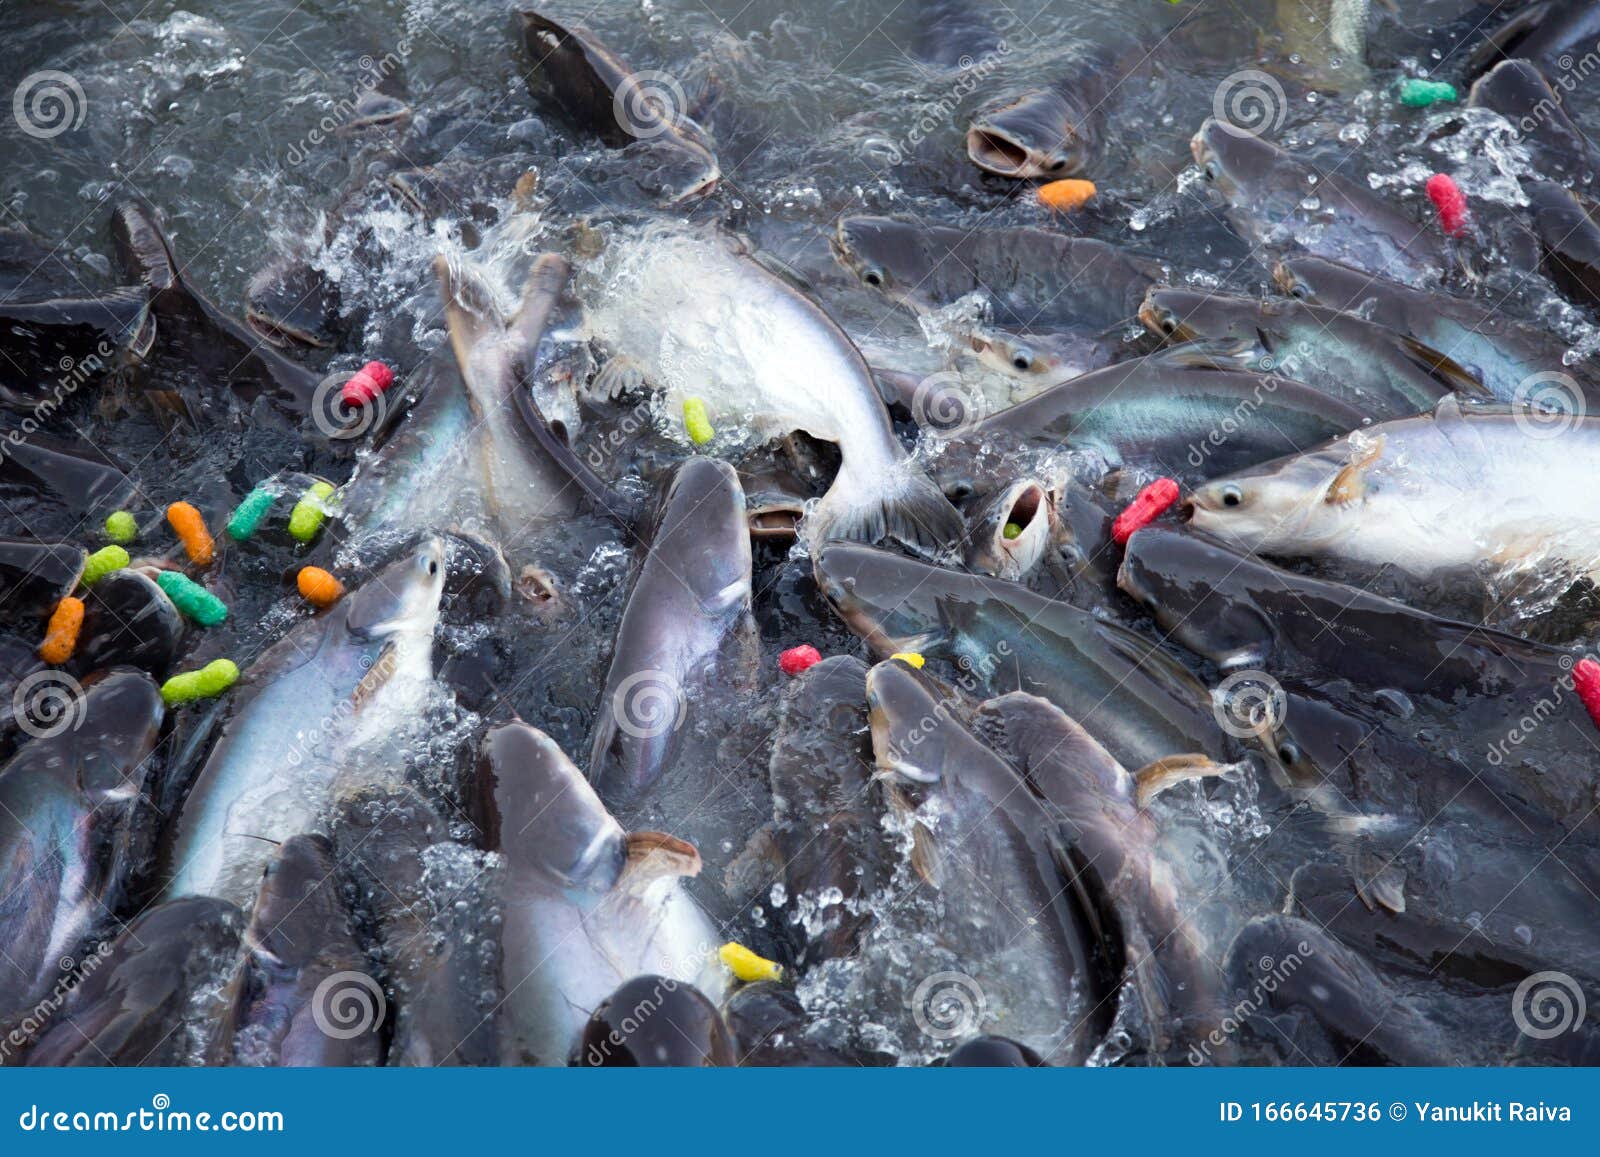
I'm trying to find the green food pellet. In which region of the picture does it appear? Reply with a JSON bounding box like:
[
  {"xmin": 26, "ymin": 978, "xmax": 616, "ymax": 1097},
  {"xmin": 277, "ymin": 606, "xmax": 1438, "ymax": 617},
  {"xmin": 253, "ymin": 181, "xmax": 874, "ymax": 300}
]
[
  {"xmin": 226, "ymin": 485, "xmax": 277, "ymax": 540},
  {"xmin": 683, "ymin": 397, "xmax": 715, "ymax": 446},
  {"xmin": 81, "ymin": 545, "xmax": 129, "ymax": 586},
  {"xmin": 288, "ymin": 481, "xmax": 337, "ymax": 543},
  {"xmin": 155, "ymin": 570, "xmax": 229, "ymax": 627},
  {"xmin": 160, "ymin": 658, "xmax": 240, "ymax": 705},
  {"xmin": 1002, "ymin": 522, "xmax": 1023, "ymax": 540},
  {"xmin": 1399, "ymin": 78, "xmax": 1457, "ymax": 108},
  {"xmin": 104, "ymin": 511, "xmax": 137, "ymax": 544}
]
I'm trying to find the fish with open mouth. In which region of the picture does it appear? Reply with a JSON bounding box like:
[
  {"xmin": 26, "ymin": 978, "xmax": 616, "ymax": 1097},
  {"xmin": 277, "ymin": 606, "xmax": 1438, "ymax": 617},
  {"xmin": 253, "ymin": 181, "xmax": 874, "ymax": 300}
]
[
  {"xmin": 579, "ymin": 222, "xmax": 963, "ymax": 554},
  {"xmin": 160, "ymin": 537, "xmax": 447, "ymax": 909},
  {"xmin": 477, "ymin": 720, "xmax": 727, "ymax": 1066},
  {"xmin": 960, "ymin": 479, "xmax": 1058, "ymax": 581}
]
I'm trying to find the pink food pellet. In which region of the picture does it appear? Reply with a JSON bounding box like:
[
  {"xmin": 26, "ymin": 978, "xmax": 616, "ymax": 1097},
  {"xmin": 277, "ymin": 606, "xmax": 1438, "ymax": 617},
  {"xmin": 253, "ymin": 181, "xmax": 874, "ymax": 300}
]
[
  {"xmin": 1572, "ymin": 658, "xmax": 1600, "ymax": 729},
  {"xmin": 1426, "ymin": 174, "xmax": 1468, "ymax": 237},
  {"xmin": 340, "ymin": 361, "xmax": 396, "ymax": 408},
  {"xmin": 779, "ymin": 644, "xmax": 822, "ymax": 675},
  {"xmin": 1111, "ymin": 477, "xmax": 1181, "ymax": 545}
]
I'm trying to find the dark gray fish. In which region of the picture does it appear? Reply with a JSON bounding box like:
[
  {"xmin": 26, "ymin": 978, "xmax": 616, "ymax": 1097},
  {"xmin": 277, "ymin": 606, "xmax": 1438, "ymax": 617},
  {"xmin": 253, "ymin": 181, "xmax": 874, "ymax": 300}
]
[
  {"xmin": 912, "ymin": 0, "xmax": 1003, "ymax": 70},
  {"xmin": 721, "ymin": 982, "xmax": 860, "ymax": 1066},
  {"xmin": 76, "ymin": 569, "xmax": 185, "ymax": 673},
  {"xmin": 26, "ymin": 898, "xmax": 243, "ymax": 1066},
  {"xmin": 967, "ymin": 72, "xmax": 1104, "ymax": 179},
  {"xmin": 1192, "ymin": 118, "xmax": 1448, "ymax": 285},
  {"xmin": 1525, "ymin": 180, "xmax": 1600, "ymax": 310},
  {"xmin": 961, "ymin": 478, "xmax": 1057, "ymax": 581},
  {"xmin": 0, "ymin": 669, "xmax": 164, "ymax": 1025},
  {"xmin": 1468, "ymin": 0, "xmax": 1600, "ymax": 83},
  {"xmin": 589, "ymin": 457, "xmax": 754, "ymax": 808},
  {"xmin": 576, "ymin": 975, "xmax": 734, "ymax": 1066},
  {"xmin": 1469, "ymin": 59, "xmax": 1596, "ymax": 185},
  {"xmin": 519, "ymin": 9, "xmax": 719, "ymax": 203},
  {"xmin": 0, "ymin": 537, "xmax": 83, "ymax": 624},
  {"xmin": 814, "ymin": 541, "xmax": 1235, "ymax": 771},
  {"xmin": 0, "ymin": 286, "xmax": 152, "ymax": 409},
  {"xmin": 1139, "ymin": 287, "xmax": 1486, "ymax": 414},
  {"xmin": 0, "ymin": 434, "xmax": 133, "ymax": 514},
  {"xmin": 244, "ymin": 256, "xmax": 341, "ymax": 351},
  {"xmin": 945, "ymin": 1035, "xmax": 1046, "ymax": 1066},
  {"xmin": 211, "ymin": 835, "xmax": 383, "ymax": 1067},
  {"xmin": 1274, "ymin": 255, "xmax": 1594, "ymax": 400}
]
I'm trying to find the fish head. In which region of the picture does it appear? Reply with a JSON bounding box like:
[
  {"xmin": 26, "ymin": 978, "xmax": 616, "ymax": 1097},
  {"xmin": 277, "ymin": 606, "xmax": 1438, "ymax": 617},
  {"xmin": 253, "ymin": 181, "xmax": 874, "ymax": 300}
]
[
  {"xmin": 1191, "ymin": 118, "xmax": 1276, "ymax": 203},
  {"xmin": 963, "ymin": 326, "xmax": 1074, "ymax": 381},
  {"xmin": 1116, "ymin": 526, "xmax": 1277, "ymax": 671},
  {"xmin": 812, "ymin": 541, "xmax": 950, "ymax": 655},
  {"xmin": 243, "ymin": 834, "xmax": 346, "ymax": 972},
  {"xmin": 962, "ymin": 479, "xmax": 1056, "ymax": 580},
  {"xmin": 654, "ymin": 457, "xmax": 752, "ymax": 615},
  {"xmin": 967, "ymin": 88, "xmax": 1092, "ymax": 178},
  {"xmin": 832, "ymin": 216, "xmax": 933, "ymax": 298},
  {"xmin": 865, "ymin": 658, "xmax": 956, "ymax": 784},
  {"xmin": 245, "ymin": 256, "xmax": 340, "ymax": 350},
  {"xmin": 344, "ymin": 536, "xmax": 448, "ymax": 640},
  {"xmin": 1186, "ymin": 448, "xmax": 1352, "ymax": 553},
  {"xmin": 577, "ymin": 976, "xmax": 735, "ymax": 1066},
  {"xmin": 476, "ymin": 721, "xmax": 626, "ymax": 887},
  {"xmin": 1138, "ymin": 287, "xmax": 1210, "ymax": 342}
]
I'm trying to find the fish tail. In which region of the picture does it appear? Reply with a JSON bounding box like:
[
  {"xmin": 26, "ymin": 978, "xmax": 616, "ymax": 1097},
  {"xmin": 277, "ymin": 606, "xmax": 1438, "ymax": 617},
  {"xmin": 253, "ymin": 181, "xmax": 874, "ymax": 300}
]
[{"xmin": 808, "ymin": 464, "xmax": 963, "ymax": 558}]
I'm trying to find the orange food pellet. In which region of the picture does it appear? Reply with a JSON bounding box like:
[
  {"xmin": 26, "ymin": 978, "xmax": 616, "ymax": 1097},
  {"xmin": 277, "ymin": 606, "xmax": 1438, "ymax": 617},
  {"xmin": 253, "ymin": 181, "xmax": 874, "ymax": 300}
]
[
  {"xmin": 166, "ymin": 501, "xmax": 215, "ymax": 566},
  {"xmin": 1037, "ymin": 179, "xmax": 1096, "ymax": 211},
  {"xmin": 39, "ymin": 596, "xmax": 84, "ymax": 664},
  {"xmin": 297, "ymin": 566, "xmax": 345, "ymax": 608}
]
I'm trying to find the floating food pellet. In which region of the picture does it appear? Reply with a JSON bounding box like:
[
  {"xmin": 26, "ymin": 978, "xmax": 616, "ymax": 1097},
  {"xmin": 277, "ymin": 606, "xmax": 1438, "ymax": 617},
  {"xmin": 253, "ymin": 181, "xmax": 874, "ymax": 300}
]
[
  {"xmin": 1573, "ymin": 658, "xmax": 1600, "ymax": 730},
  {"xmin": 166, "ymin": 501, "xmax": 215, "ymax": 565},
  {"xmin": 226, "ymin": 485, "xmax": 277, "ymax": 541},
  {"xmin": 81, "ymin": 545, "xmax": 129, "ymax": 586},
  {"xmin": 297, "ymin": 565, "xmax": 345, "ymax": 608},
  {"xmin": 39, "ymin": 596, "xmax": 84, "ymax": 664},
  {"xmin": 683, "ymin": 397, "xmax": 715, "ymax": 446},
  {"xmin": 1426, "ymin": 173, "xmax": 1468, "ymax": 237},
  {"xmin": 340, "ymin": 360, "xmax": 396, "ymax": 408},
  {"xmin": 1399, "ymin": 78, "xmax": 1457, "ymax": 108},
  {"xmin": 719, "ymin": 941, "xmax": 782, "ymax": 983},
  {"xmin": 1037, "ymin": 178, "xmax": 1096, "ymax": 211},
  {"xmin": 779, "ymin": 644, "xmax": 822, "ymax": 675},
  {"xmin": 155, "ymin": 570, "xmax": 228, "ymax": 627},
  {"xmin": 288, "ymin": 480, "xmax": 337, "ymax": 543},
  {"xmin": 160, "ymin": 658, "xmax": 240, "ymax": 706},
  {"xmin": 1112, "ymin": 477, "xmax": 1181, "ymax": 545},
  {"xmin": 890, "ymin": 651, "xmax": 925, "ymax": 669},
  {"xmin": 1002, "ymin": 521, "xmax": 1023, "ymax": 540},
  {"xmin": 104, "ymin": 510, "xmax": 137, "ymax": 544}
]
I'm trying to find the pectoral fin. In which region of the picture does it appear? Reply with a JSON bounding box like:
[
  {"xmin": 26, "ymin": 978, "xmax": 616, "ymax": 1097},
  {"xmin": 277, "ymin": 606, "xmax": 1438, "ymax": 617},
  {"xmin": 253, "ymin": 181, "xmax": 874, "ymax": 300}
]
[
  {"xmin": 1132, "ymin": 754, "xmax": 1231, "ymax": 808},
  {"xmin": 620, "ymin": 830, "xmax": 703, "ymax": 891},
  {"xmin": 1324, "ymin": 434, "xmax": 1385, "ymax": 507}
]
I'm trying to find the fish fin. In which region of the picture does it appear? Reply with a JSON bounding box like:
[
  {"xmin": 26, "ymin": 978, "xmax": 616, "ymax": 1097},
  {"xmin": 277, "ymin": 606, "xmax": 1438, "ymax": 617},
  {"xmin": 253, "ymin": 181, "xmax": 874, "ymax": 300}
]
[
  {"xmin": 434, "ymin": 255, "xmax": 502, "ymax": 390},
  {"xmin": 350, "ymin": 640, "xmax": 400, "ymax": 707},
  {"xmin": 908, "ymin": 820, "xmax": 941, "ymax": 887},
  {"xmin": 747, "ymin": 248, "xmax": 814, "ymax": 294},
  {"xmin": 512, "ymin": 387, "xmax": 636, "ymax": 526},
  {"xmin": 1466, "ymin": 1, "xmax": 1553, "ymax": 76},
  {"xmin": 810, "ymin": 465, "xmax": 964, "ymax": 559},
  {"xmin": 1393, "ymin": 334, "xmax": 1492, "ymax": 398},
  {"xmin": 621, "ymin": 830, "xmax": 702, "ymax": 887},
  {"xmin": 507, "ymin": 253, "xmax": 571, "ymax": 356},
  {"xmin": 1146, "ymin": 337, "xmax": 1259, "ymax": 371},
  {"xmin": 589, "ymin": 354, "xmax": 646, "ymax": 401},
  {"xmin": 1131, "ymin": 754, "xmax": 1229, "ymax": 808},
  {"xmin": 1324, "ymin": 434, "xmax": 1385, "ymax": 506}
]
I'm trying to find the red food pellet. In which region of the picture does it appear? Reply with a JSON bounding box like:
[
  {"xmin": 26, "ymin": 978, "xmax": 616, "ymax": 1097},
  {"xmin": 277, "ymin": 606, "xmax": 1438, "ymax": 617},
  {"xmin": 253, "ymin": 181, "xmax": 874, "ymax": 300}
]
[
  {"xmin": 340, "ymin": 360, "xmax": 396, "ymax": 408},
  {"xmin": 779, "ymin": 644, "xmax": 822, "ymax": 675},
  {"xmin": 1572, "ymin": 658, "xmax": 1600, "ymax": 729},
  {"xmin": 1426, "ymin": 174, "xmax": 1468, "ymax": 237},
  {"xmin": 1111, "ymin": 477, "xmax": 1181, "ymax": 545}
]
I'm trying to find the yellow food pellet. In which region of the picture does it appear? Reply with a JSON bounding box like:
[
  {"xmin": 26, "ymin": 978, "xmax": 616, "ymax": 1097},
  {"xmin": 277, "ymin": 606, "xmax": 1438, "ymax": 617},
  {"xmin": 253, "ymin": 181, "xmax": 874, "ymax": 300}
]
[
  {"xmin": 39, "ymin": 597, "xmax": 84, "ymax": 665},
  {"xmin": 104, "ymin": 511, "xmax": 137, "ymax": 544},
  {"xmin": 287, "ymin": 481, "xmax": 337, "ymax": 543},
  {"xmin": 81, "ymin": 545, "xmax": 130, "ymax": 586},
  {"xmin": 160, "ymin": 658, "xmax": 240, "ymax": 705},
  {"xmin": 166, "ymin": 501, "xmax": 215, "ymax": 565},
  {"xmin": 297, "ymin": 566, "xmax": 345, "ymax": 608},
  {"xmin": 1037, "ymin": 178, "xmax": 1096, "ymax": 211},
  {"xmin": 683, "ymin": 397, "xmax": 715, "ymax": 446},
  {"xmin": 719, "ymin": 942, "xmax": 782, "ymax": 983},
  {"xmin": 889, "ymin": 651, "xmax": 925, "ymax": 669}
]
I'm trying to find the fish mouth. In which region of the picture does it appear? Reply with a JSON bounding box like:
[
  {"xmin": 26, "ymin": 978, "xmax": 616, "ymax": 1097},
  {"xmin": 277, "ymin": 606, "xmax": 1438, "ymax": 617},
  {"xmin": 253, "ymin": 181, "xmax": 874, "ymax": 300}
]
[
  {"xmin": 1137, "ymin": 297, "xmax": 1193, "ymax": 342},
  {"xmin": 965, "ymin": 126, "xmax": 1073, "ymax": 179},
  {"xmin": 245, "ymin": 308, "xmax": 327, "ymax": 350}
]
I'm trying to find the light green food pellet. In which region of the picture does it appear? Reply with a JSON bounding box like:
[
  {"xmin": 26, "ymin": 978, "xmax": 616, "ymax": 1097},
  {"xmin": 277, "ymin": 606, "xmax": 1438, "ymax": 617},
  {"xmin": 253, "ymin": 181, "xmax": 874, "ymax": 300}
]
[
  {"xmin": 1002, "ymin": 521, "xmax": 1023, "ymax": 540},
  {"xmin": 1399, "ymin": 78, "xmax": 1457, "ymax": 108},
  {"xmin": 683, "ymin": 397, "xmax": 715, "ymax": 446},
  {"xmin": 226, "ymin": 485, "xmax": 277, "ymax": 540},
  {"xmin": 104, "ymin": 511, "xmax": 137, "ymax": 544},
  {"xmin": 155, "ymin": 569, "xmax": 229, "ymax": 627},
  {"xmin": 160, "ymin": 658, "xmax": 240, "ymax": 705},
  {"xmin": 288, "ymin": 480, "xmax": 337, "ymax": 543},
  {"xmin": 81, "ymin": 545, "xmax": 130, "ymax": 586}
]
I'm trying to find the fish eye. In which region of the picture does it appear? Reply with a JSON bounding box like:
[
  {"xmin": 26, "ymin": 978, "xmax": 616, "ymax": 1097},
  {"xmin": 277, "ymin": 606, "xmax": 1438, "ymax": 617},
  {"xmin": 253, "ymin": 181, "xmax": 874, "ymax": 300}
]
[
  {"xmin": 1203, "ymin": 160, "xmax": 1219, "ymax": 181},
  {"xmin": 1046, "ymin": 158, "xmax": 1067, "ymax": 172},
  {"xmin": 1278, "ymin": 741, "xmax": 1300, "ymax": 766},
  {"xmin": 1010, "ymin": 347, "xmax": 1034, "ymax": 371},
  {"xmin": 428, "ymin": 559, "xmax": 440, "ymax": 576},
  {"xmin": 1220, "ymin": 484, "xmax": 1244, "ymax": 508},
  {"xmin": 1289, "ymin": 282, "xmax": 1309, "ymax": 300},
  {"xmin": 1159, "ymin": 316, "xmax": 1177, "ymax": 336},
  {"xmin": 862, "ymin": 266, "xmax": 885, "ymax": 287}
]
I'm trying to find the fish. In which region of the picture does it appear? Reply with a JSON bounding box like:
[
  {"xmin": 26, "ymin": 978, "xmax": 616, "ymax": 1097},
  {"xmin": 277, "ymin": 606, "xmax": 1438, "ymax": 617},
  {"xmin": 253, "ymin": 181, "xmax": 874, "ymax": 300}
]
[
  {"xmin": 912, "ymin": 0, "xmax": 1004, "ymax": 71},
  {"xmin": 862, "ymin": 659, "xmax": 1117, "ymax": 1062},
  {"xmin": 961, "ymin": 479, "xmax": 1057, "ymax": 581},
  {"xmin": 25, "ymin": 898, "xmax": 243, "ymax": 1066},
  {"xmin": 210, "ymin": 834, "xmax": 383, "ymax": 1066},
  {"xmin": 339, "ymin": 254, "xmax": 583, "ymax": 551},
  {"xmin": 1192, "ymin": 118, "xmax": 1449, "ymax": 286},
  {"xmin": 967, "ymin": 72, "xmax": 1104, "ymax": 179},
  {"xmin": 1273, "ymin": 255, "xmax": 1595, "ymax": 401},
  {"xmin": 1468, "ymin": 59, "xmax": 1597, "ymax": 186},
  {"xmin": 519, "ymin": 9, "xmax": 719, "ymax": 203},
  {"xmin": 160, "ymin": 537, "xmax": 447, "ymax": 909},
  {"xmin": 0, "ymin": 537, "xmax": 83, "ymax": 624},
  {"xmin": 813, "ymin": 540, "xmax": 1235, "ymax": 771},
  {"xmin": 1139, "ymin": 286, "xmax": 1488, "ymax": 413},
  {"xmin": 575, "ymin": 975, "xmax": 734, "ymax": 1066},
  {"xmin": 944, "ymin": 1035, "xmax": 1046, "ymax": 1066},
  {"xmin": 0, "ymin": 434, "xmax": 134, "ymax": 515},
  {"xmin": 1468, "ymin": 0, "xmax": 1600, "ymax": 83},
  {"xmin": 721, "ymin": 981, "xmax": 859, "ymax": 1066},
  {"xmin": 1274, "ymin": 0, "xmax": 1371, "ymax": 90},
  {"xmin": 1524, "ymin": 181, "xmax": 1600, "ymax": 311},
  {"xmin": 76, "ymin": 569, "xmax": 186, "ymax": 674},
  {"xmin": 0, "ymin": 669, "xmax": 164, "ymax": 1027},
  {"xmin": 475, "ymin": 720, "xmax": 727, "ymax": 1066},
  {"xmin": 579, "ymin": 223, "xmax": 963, "ymax": 554},
  {"xmin": 832, "ymin": 216, "xmax": 1162, "ymax": 384},
  {"xmin": 1188, "ymin": 397, "xmax": 1600, "ymax": 585},
  {"xmin": 589, "ymin": 456, "xmax": 755, "ymax": 808},
  {"xmin": 975, "ymin": 692, "xmax": 1232, "ymax": 1060},
  {"xmin": 0, "ymin": 287, "xmax": 151, "ymax": 409}
]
